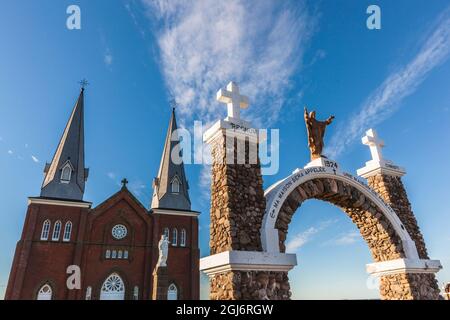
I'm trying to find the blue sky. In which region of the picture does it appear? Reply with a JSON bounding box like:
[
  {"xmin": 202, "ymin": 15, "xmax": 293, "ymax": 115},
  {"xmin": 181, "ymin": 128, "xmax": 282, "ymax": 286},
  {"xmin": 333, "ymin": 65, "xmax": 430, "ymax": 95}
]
[{"xmin": 0, "ymin": 0, "xmax": 449, "ymax": 299}]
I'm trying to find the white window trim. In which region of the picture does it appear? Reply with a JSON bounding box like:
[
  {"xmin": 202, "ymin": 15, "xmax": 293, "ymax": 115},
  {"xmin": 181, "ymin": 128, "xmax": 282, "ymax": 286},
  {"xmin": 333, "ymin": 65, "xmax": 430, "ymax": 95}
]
[
  {"xmin": 172, "ymin": 228, "xmax": 178, "ymax": 246},
  {"xmin": 40, "ymin": 220, "xmax": 51, "ymax": 240},
  {"xmin": 133, "ymin": 286, "xmax": 139, "ymax": 300},
  {"xmin": 180, "ymin": 229, "xmax": 186, "ymax": 247},
  {"xmin": 37, "ymin": 284, "xmax": 52, "ymax": 300},
  {"xmin": 63, "ymin": 221, "xmax": 72, "ymax": 242},
  {"xmin": 171, "ymin": 176, "xmax": 180, "ymax": 194},
  {"xmin": 85, "ymin": 286, "xmax": 92, "ymax": 300},
  {"xmin": 167, "ymin": 283, "xmax": 178, "ymax": 300},
  {"xmin": 163, "ymin": 228, "xmax": 170, "ymax": 241},
  {"xmin": 60, "ymin": 162, "xmax": 73, "ymax": 184},
  {"xmin": 52, "ymin": 220, "xmax": 62, "ymax": 241}
]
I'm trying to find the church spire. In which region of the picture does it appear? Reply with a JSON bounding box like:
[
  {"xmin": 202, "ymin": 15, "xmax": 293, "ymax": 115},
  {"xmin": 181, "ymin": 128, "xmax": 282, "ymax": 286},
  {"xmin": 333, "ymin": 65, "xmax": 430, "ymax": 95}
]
[
  {"xmin": 151, "ymin": 108, "xmax": 191, "ymax": 211},
  {"xmin": 40, "ymin": 87, "xmax": 89, "ymax": 201}
]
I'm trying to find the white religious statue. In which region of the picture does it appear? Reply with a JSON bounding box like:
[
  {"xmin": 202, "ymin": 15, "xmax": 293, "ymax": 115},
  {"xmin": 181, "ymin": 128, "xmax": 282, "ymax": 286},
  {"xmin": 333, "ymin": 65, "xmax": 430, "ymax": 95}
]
[{"xmin": 157, "ymin": 234, "xmax": 169, "ymax": 267}]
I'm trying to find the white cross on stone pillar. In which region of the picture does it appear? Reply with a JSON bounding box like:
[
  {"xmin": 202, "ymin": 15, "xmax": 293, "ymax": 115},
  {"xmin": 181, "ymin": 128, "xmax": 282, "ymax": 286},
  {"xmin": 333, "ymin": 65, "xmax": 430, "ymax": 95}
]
[
  {"xmin": 357, "ymin": 128, "xmax": 405, "ymax": 178},
  {"xmin": 362, "ymin": 128, "xmax": 384, "ymax": 162},
  {"xmin": 216, "ymin": 81, "xmax": 249, "ymax": 120}
]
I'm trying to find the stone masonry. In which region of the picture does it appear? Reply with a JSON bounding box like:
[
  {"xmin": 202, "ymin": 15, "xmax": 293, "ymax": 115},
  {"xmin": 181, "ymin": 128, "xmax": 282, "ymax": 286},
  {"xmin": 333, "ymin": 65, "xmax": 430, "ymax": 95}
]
[
  {"xmin": 208, "ymin": 131, "xmax": 291, "ymax": 300},
  {"xmin": 275, "ymin": 178, "xmax": 405, "ymax": 262},
  {"xmin": 209, "ymin": 135, "xmax": 265, "ymax": 254},
  {"xmin": 367, "ymin": 174, "xmax": 441, "ymax": 300}
]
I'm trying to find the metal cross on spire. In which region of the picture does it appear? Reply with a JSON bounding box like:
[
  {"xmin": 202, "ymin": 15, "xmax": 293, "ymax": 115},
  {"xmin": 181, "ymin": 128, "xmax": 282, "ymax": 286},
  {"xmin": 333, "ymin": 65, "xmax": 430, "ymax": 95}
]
[
  {"xmin": 169, "ymin": 97, "xmax": 178, "ymax": 111},
  {"xmin": 79, "ymin": 78, "xmax": 89, "ymax": 90},
  {"xmin": 121, "ymin": 178, "xmax": 129, "ymax": 188}
]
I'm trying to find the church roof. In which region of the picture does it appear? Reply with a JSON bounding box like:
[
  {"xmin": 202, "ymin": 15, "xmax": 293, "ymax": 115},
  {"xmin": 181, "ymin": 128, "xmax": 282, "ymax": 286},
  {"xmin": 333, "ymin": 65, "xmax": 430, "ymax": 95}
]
[
  {"xmin": 151, "ymin": 108, "xmax": 191, "ymax": 211},
  {"xmin": 40, "ymin": 88, "xmax": 88, "ymax": 201}
]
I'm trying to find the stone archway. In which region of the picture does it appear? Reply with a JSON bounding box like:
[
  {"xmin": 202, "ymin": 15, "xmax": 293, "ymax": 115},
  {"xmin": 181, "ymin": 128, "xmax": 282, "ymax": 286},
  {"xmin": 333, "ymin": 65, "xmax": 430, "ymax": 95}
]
[
  {"xmin": 261, "ymin": 163, "xmax": 441, "ymax": 299},
  {"xmin": 262, "ymin": 166, "xmax": 417, "ymax": 260},
  {"xmin": 199, "ymin": 87, "xmax": 441, "ymax": 300}
]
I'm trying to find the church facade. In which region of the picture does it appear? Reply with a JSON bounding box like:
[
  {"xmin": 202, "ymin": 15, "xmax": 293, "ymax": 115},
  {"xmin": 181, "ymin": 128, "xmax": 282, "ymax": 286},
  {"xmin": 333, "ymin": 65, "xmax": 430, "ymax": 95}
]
[{"xmin": 5, "ymin": 88, "xmax": 200, "ymax": 300}]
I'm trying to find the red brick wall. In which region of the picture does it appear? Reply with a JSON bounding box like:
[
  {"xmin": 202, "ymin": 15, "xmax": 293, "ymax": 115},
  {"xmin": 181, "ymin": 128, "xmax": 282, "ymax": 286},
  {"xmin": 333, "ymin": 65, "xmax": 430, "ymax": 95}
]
[{"xmin": 5, "ymin": 189, "xmax": 200, "ymax": 300}]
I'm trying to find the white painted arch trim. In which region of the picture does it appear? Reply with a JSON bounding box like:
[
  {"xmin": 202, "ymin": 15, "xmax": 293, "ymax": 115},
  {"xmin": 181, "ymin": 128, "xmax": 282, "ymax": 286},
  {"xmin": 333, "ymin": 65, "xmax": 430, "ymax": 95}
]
[
  {"xmin": 262, "ymin": 165, "xmax": 420, "ymax": 260},
  {"xmin": 200, "ymin": 251, "xmax": 297, "ymax": 276},
  {"xmin": 366, "ymin": 258, "xmax": 442, "ymax": 276}
]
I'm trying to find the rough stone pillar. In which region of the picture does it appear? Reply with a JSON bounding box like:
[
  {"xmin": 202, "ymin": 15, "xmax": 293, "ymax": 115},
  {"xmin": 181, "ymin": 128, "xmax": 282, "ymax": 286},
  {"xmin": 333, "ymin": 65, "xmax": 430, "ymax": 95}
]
[
  {"xmin": 203, "ymin": 126, "xmax": 293, "ymax": 300},
  {"xmin": 358, "ymin": 128, "xmax": 441, "ymax": 300},
  {"xmin": 200, "ymin": 82, "xmax": 296, "ymax": 300},
  {"xmin": 367, "ymin": 174, "xmax": 428, "ymax": 259},
  {"xmin": 152, "ymin": 266, "xmax": 168, "ymax": 300},
  {"xmin": 366, "ymin": 174, "xmax": 441, "ymax": 300},
  {"xmin": 208, "ymin": 132, "xmax": 265, "ymax": 254}
]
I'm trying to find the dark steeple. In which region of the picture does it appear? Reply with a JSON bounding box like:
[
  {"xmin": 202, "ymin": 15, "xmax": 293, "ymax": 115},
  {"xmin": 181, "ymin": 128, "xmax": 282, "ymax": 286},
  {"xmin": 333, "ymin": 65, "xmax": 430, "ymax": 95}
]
[
  {"xmin": 40, "ymin": 88, "xmax": 88, "ymax": 201},
  {"xmin": 151, "ymin": 108, "xmax": 191, "ymax": 210}
]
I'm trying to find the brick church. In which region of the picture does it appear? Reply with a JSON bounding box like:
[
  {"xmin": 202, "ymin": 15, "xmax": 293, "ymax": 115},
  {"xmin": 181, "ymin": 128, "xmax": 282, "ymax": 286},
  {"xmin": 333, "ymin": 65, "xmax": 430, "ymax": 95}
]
[{"xmin": 5, "ymin": 87, "xmax": 200, "ymax": 300}]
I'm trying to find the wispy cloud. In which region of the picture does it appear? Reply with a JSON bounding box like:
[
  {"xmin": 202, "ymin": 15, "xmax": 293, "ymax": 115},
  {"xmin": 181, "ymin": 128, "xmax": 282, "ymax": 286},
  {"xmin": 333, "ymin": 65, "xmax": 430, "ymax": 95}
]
[
  {"xmin": 104, "ymin": 49, "xmax": 113, "ymax": 66},
  {"xmin": 142, "ymin": 0, "xmax": 316, "ymax": 126},
  {"xmin": 107, "ymin": 172, "xmax": 116, "ymax": 180},
  {"xmin": 328, "ymin": 8, "xmax": 450, "ymax": 158},
  {"xmin": 285, "ymin": 219, "xmax": 335, "ymax": 253},
  {"xmin": 286, "ymin": 226, "xmax": 319, "ymax": 252},
  {"xmin": 324, "ymin": 231, "xmax": 360, "ymax": 246},
  {"xmin": 31, "ymin": 155, "xmax": 39, "ymax": 163},
  {"xmin": 198, "ymin": 165, "xmax": 211, "ymax": 201},
  {"xmin": 7, "ymin": 150, "xmax": 13, "ymax": 155}
]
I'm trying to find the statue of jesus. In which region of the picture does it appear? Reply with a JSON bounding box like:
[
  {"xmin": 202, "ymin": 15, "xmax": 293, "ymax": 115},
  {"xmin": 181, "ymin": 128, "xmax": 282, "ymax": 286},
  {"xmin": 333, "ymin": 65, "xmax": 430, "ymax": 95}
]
[{"xmin": 304, "ymin": 107, "xmax": 334, "ymax": 160}]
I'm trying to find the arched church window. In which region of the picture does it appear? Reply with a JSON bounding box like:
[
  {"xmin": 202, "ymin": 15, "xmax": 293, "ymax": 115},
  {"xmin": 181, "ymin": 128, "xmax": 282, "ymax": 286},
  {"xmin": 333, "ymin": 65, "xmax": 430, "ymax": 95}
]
[
  {"xmin": 52, "ymin": 220, "xmax": 61, "ymax": 241},
  {"xmin": 171, "ymin": 177, "xmax": 180, "ymax": 193},
  {"xmin": 172, "ymin": 228, "xmax": 178, "ymax": 246},
  {"xmin": 133, "ymin": 286, "xmax": 139, "ymax": 300},
  {"xmin": 85, "ymin": 286, "xmax": 92, "ymax": 300},
  {"xmin": 61, "ymin": 164, "xmax": 72, "ymax": 183},
  {"xmin": 100, "ymin": 273, "xmax": 125, "ymax": 300},
  {"xmin": 124, "ymin": 250, "xmax": 129, "ymax": 259},
  {"xmin": 118, "ymin": 250, "xmax": 123, "ymax": 259},
  {"xmin": 163, "ymin": 227, "xmax": 170, "ymax": 240},
  {"xmin": 105, "ymin": 250, "xmax": 111, "ymax": 259},
  {"xmin": 180, "ymin": 229, "xmax": 186, "ymax": 247},
  {"xmin": 63, "ymin": 221, "xmax": 72, "ymax": 242},
  {"xmin": 112, "ymin": 250, "xmax": 117, "ymax": 259},
  {"xmin": 37, "ymin": 284, "xmax": 52, "ymax": 300},
  {"xmin": 167, "ymin": 283, "xmax": 178, "ymax": 300},
  {"xmin": 41, "ymin": 220, "xmax": 51, "ymax": 240}
]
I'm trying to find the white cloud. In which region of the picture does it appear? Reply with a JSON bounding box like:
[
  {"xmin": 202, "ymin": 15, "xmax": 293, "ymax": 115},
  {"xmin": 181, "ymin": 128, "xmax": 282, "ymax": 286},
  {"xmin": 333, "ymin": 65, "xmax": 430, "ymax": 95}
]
[
  {"xmin": 285, "ymin": 226, "xmax": 318, "ymax": 252},
  {"xmin": 107, "ymin": 172, "xmax": 116, "ymax": 180},
  {"xmin": 104, "ymin": 51, "xmax": 113, "ymax": 66},
  {"xmin": 198, "ymin": 165, "xmax": 211, "ymax": 201},
  {"xmin": 328, "ymin": 231, "xmax": 360, "ymax": 246},
  {"xmin": 31, "ymin": 155, "xmax": 39, "ymax": 163},
  {"xmin": 328, "ymin": 8, "xmax": 450, "ymax": 158},
  {"xmin": 7, "ymin": 150, "xmax": 13, "ymax": 155},
  {"xmin": 142, "ymin": 0, "xmax": 316, "ymax": 126},
  {"xmin": 285, "ymin": 219, "xmax": 335, "ymax": 252}
]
